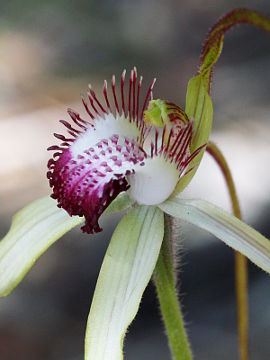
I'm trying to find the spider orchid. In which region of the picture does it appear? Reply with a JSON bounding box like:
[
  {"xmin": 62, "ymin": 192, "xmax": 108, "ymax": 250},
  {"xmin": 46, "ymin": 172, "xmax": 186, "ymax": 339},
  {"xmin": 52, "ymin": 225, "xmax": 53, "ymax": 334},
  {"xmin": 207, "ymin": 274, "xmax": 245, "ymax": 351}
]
[
  {"xmin": 47, "ymin": 69, "xmax": 203, "ymax": 234},
  {"xmin": 1, "ymin": 8, "xmax": 270, "ymax": 360}
]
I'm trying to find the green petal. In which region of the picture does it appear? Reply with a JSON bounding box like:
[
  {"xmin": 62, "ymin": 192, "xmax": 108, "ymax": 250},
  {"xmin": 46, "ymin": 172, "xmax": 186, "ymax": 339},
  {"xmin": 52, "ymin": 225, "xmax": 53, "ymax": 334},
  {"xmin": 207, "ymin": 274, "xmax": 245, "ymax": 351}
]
[
  {"xmin": 85, "ymin": 205, "xmax": 164, "ymax": 360},
  {"xmin": 0, "ymin": 193, "xmax": 132, "ymax": 297},
  {"xmin": 173, "ymin": 74, "xmax": 213, "ymax": 195},
  {"xmin": 159, "ymin": 198, "xmax": 270, "ymax": 274}
]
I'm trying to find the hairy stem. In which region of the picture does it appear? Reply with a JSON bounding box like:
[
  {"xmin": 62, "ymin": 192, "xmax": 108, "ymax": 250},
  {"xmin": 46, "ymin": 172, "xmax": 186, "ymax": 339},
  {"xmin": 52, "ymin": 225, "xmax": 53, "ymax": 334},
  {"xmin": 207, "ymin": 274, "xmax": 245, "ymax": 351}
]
[
  {"xmin": 207, "ymin": 141, "xmax": 248, "ymax": 360},
  {"xmin": 153, "ymin": 215, "xmax": 192, "ymax": 360}
]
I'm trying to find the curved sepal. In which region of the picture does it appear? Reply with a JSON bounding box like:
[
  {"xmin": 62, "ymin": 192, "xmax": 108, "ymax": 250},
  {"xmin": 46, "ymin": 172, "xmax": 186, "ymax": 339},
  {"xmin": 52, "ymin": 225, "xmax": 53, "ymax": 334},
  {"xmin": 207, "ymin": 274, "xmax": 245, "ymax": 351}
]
[
  {"xmin": 0, "ymin": 197, "xmax": 83, "ymax": 296},
  {"xmin": 85, "ymin": 205, "xmax": 164, "ymax": 360},
  {"xmin": 0, "ymin": 193, "xmax": 132, "ymax": 297},
  {"xmin": 175, "ymin": 9, "xmax": 270, "ymax": 195},
  {"xmin": 159, "ymin": 198, "xmax": 270, "ymax": 274},
  {"xmin": 200, "ymin": 8, "xmax": 270, "ymax": 90}
]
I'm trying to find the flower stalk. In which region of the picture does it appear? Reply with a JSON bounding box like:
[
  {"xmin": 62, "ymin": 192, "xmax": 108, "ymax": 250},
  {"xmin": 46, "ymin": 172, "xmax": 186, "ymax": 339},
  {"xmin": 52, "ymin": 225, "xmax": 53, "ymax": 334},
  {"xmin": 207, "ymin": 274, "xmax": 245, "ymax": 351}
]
[
  {"xmin": 206, "ymin": 141, "xmax": 248, "ymax": 360},
  {"xmin": 153, "ymin": 215, "xmax": 192, "ymax": 360}
]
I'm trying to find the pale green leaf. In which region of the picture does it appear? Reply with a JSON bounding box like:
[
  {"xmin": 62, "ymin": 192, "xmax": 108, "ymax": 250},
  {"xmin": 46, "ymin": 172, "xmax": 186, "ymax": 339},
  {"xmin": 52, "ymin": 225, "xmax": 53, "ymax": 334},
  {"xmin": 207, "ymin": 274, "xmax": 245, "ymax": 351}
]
[
  {"xmin": 0, "ymin": 193, "xmax": 132, "ymax": 297},
  {"xmin": 85, "ymin": 205, "xmax": 164, "ymax": 360},
  {"xmin": 159, "ymin": 198, "xmax": 270, "ymax": 274}
]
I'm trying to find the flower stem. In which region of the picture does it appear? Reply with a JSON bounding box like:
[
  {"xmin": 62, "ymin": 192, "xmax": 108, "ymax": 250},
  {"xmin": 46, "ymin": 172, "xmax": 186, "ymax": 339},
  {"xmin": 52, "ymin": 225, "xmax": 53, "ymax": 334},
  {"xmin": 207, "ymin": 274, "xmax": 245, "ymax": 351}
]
[
  {"xmin": 206, "ymin": 141, "xmax": 248, "ymax": 360},
  {"xmin": 153, "ymin": 215, "xmax": 193, "ymax": 360}
]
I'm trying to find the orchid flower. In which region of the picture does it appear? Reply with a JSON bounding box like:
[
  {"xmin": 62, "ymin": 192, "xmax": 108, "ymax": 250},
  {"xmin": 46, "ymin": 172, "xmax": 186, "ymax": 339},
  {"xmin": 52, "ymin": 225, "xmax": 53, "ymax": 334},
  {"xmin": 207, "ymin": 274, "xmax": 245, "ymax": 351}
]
[{"xmin": 1, "ymin": 8, "xmax": 270, "ymax": 360}]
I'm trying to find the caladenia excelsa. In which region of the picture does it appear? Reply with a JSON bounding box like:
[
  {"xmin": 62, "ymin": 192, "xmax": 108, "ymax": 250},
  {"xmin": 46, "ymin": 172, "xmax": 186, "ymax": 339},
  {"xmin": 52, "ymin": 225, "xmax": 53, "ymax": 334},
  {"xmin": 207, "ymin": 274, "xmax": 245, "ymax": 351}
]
[{"xmin": 1, "ymin": 8, "xmax": 270, "ymax": 360}]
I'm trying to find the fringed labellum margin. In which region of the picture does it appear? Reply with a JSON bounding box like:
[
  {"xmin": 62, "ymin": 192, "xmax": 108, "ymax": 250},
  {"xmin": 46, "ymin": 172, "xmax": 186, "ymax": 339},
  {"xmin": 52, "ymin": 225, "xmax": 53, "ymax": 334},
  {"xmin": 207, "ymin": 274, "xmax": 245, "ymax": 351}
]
[{"xmin": 47, "ymin": 68, "xmax": 205, "ymax": 234}]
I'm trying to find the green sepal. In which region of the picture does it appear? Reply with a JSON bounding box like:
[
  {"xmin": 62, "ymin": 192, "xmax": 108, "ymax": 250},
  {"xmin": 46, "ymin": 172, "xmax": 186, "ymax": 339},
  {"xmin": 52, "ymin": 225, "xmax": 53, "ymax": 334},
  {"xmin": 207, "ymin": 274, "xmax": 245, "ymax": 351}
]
[
  {"xmin": 159, "ymin": 197, "xmax": 270, "ymax": 274},
  {"xmin": 0, "ymin": 193, "xmax": 132, "ymax": 297},
  {"xmin": 0, "ymin": 197, "xmax": 83, "ymax": 297},
  {"xmin": 174, "ymin": 9, "xmax": 270, "ymax": 196},
  {"xmin": 200, "ymin": 9, "xmax": 270, "ymax": 82},
  {"xmin": 85, "ymin": 205, "xmax": 164, "ymax": 360}
]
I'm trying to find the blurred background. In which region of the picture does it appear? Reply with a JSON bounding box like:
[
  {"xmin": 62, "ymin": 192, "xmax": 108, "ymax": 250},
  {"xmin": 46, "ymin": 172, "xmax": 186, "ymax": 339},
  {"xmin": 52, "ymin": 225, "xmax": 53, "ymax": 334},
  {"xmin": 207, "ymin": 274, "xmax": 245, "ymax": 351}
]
[{"xmin": 1, "ymin": 0, "xmax": 270, "ymax": 359}]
